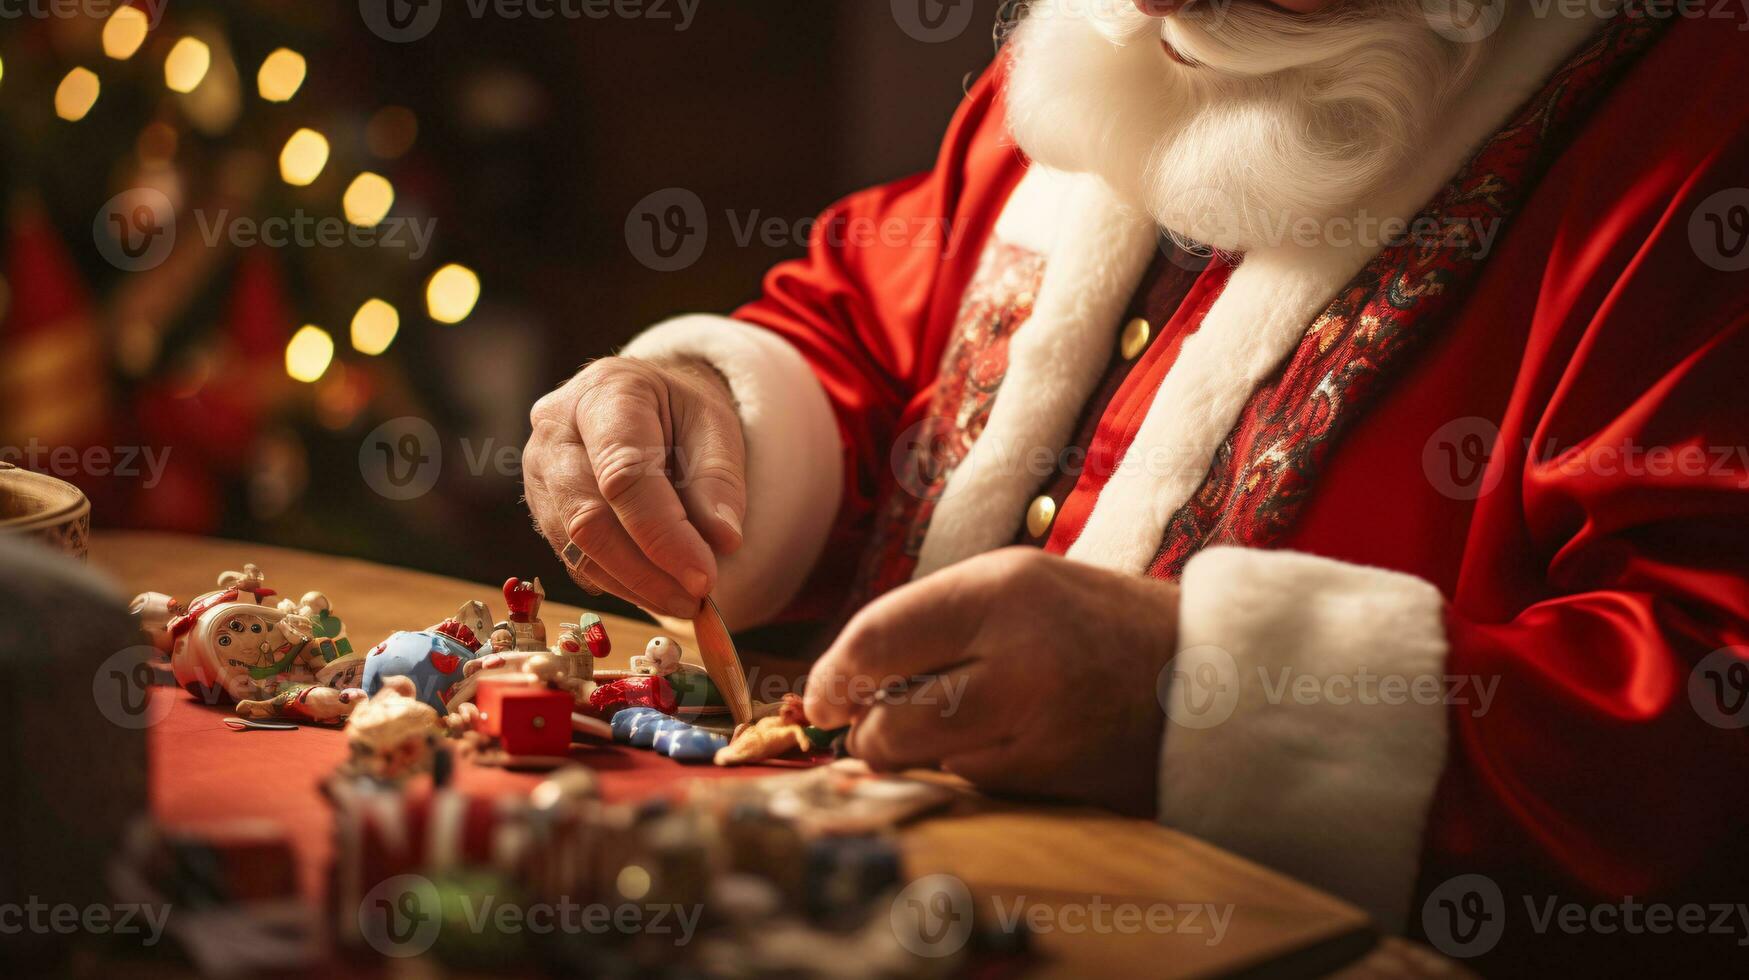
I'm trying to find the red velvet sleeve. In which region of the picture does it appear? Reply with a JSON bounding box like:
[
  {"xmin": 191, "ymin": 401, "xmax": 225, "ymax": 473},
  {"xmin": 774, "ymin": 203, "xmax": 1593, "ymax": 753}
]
[
  {"xmin": 1422, "ymin": 268, "xmax": 1749, "ymax": 965},
  {"xmin": 730, "ymin": 62, "xmax": 1028, "ymax": 616}
]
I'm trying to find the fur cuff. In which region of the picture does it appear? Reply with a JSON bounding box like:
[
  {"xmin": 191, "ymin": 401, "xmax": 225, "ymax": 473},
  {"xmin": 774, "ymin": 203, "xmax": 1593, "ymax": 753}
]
[
  {"xmin": 1160, "ymin": 547, "xmax": 1450, "ymax": 930},
  {"xmin": 622, "ymin": 315, "xmax": 842, "ymax": 629}
]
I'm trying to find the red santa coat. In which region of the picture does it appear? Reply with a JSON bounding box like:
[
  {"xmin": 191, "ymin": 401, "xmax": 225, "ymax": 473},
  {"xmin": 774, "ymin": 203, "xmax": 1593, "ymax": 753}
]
[{"xmin": 624, "ymin": 8, "xmax": 1749, "ymax": 968}]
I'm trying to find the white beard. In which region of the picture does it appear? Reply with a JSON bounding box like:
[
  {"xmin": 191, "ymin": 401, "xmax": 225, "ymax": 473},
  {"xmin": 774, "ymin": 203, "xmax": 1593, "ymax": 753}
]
[{"xmin": 1005, "ymin": 0, "xmax": 1488, "ymax": 253}]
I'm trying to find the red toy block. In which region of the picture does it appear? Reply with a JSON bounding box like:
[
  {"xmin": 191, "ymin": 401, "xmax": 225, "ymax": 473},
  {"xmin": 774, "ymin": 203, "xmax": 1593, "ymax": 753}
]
[{"xmin": 491, "ymin": 687, "xmax": 573, "ymax": 756}]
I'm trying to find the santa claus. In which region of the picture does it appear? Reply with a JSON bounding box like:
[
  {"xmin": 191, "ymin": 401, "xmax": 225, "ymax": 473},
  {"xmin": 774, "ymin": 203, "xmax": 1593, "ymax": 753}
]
[{"xmin": 523, "ymin": 0, "xmax": 1749, "ymax": 969}]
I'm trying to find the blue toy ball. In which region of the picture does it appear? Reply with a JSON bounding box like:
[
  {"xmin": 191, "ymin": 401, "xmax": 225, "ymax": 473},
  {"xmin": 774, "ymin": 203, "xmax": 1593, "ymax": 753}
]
[{"xmin": 361, "ymin": 630, "xmax": 481, "ymax": 711}]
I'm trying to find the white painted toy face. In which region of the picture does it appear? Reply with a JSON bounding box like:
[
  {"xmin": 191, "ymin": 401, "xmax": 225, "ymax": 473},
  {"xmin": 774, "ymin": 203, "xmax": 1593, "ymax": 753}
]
[
  {"xmin": 632, "ymin": 636, "xmax": 681, "ymax": 676},
  {"xmin": 191, "ymin": 604, "xmax": 318, "ymax": 701}
]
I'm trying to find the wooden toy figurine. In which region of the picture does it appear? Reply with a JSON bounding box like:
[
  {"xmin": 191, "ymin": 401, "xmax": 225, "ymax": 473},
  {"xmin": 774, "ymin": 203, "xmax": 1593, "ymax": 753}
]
[
  {"xmin": 237, "ymin": 683, "xmax": 369, "ymax": 725},
  {"xmin": 129, "ymin": 592, "xmax": 184, "ymax": 654},
  {"xmin": 358, "ymin": 601, "xmax": 495, "ymax": 711},
  {"xmin": 502, "ymin": 577, "xmax": 548, "ymax": 652},
  {"xmin": 632, "ymin": 636, "xmax": 724, "ymax": 711},
  {"xmin": 714, "ymin": 694, "xmax": 817, "ymax": 766},
  {"xmin": 342, "ymin": 677, "xmax": 443, "ymax": 783},
  {"xmin": 276, "ymin": 591, "xmax": 352, "ymax": 663}
]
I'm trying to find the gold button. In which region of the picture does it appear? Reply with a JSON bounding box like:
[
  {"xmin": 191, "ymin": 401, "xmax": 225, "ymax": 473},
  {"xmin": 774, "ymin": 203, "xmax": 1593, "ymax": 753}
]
[
  {"xmin": 1120, "ymin": 317, "xmax": 1152, "ymax": 361},
  {"xmin": 1026, "ymin": 495, "xmax": 1057, "ymax": 538}
]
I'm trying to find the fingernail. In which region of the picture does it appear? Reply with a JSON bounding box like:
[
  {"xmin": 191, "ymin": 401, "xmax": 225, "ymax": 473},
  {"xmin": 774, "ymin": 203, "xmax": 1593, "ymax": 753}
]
[
  {"xmin": 683, "ymin": 568, "xmax": 710, "ymax": 598},
  {"xmin": 714, "ymin": 502, "xmax": 742, "ymax": 539}
]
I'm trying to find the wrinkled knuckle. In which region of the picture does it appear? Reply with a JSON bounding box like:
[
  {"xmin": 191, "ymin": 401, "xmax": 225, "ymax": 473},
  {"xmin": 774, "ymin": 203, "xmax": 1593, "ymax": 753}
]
[
  {"xmin": 568, "ymin": 496, "xmax": 616, "ymax": 547},
  {"xmin": 592, "ymin": 444, "xmax": 659, "ymax": 502}
]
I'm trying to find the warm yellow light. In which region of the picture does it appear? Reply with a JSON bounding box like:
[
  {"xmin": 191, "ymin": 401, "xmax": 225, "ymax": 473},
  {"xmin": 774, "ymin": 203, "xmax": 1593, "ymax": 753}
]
[
  {"xmin": 278, "ymin": 128, "xmax": 330, "ymax": 187},
  {"xmin": 425, "ymin": 264, "xmax": 481, "ymax": 324},
  {"xmin": 285, "ymin": 325, "xmax": 335, "ymax": 383},
  {"xmin": 164, "ymin": 37, "xmax": 212, "ymax": 94},
  {"xmin": 342, "ymin": 172, "xmax": 394, "ymax": 228},
  {"xmin": 102, "ymin": 7, "xmax": 151, "ymax": 61},
  {"xmin": 615, "ymin": 865, "xmax": 651, "ymax": 901},
  {"xmin": 0, "ymin": 55, "xmax": 6, "ymax": 89},
  {"xmin": 350, "ymin": 299, "xmax": 400, "ymax": 355},
  {"xmin": 54, "ymin": 68, "xmax": 100, "ymax": 122},
  {"xmin": 256, "ymin": 48, "xmax": 306, "ymax": 103}
]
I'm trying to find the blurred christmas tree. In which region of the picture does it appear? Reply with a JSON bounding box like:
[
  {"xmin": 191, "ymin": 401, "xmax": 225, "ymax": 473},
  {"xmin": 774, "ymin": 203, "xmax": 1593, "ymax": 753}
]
[{"xmin": 0, "ymin": 0, "xmax": 482, "ymax": 548}]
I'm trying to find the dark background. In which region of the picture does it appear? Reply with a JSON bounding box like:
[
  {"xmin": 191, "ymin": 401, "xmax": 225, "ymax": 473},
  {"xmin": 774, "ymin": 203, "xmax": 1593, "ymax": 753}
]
[{"xmin": 0, "ymin": 0, "xmax": 1005, "ymax": 618}]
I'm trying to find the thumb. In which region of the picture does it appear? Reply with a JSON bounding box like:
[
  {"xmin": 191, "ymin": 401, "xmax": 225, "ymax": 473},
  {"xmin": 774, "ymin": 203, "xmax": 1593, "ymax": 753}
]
[{"xmin": 668, "ymin": 364, "xmax": 747, "ymax": 555}]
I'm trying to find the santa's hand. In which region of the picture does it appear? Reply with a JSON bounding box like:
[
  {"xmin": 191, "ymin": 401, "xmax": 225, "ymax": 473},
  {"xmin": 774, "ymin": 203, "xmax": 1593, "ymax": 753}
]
[
  {"xmin": 804, "ymin": 548, "xmax": 1180, "ymax": 816},
  {"xmin": 523, "ymin": 355, "xmax": 745, "ymax": 618}
]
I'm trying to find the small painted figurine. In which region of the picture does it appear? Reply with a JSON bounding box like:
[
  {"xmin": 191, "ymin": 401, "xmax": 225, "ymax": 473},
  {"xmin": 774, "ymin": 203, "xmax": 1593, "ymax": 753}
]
[
  {"xmin": 237, "ymin": 683, "xmax": 369, "ymax": 725},
  {"xmin": 276, "ymin": 590, "xmax": 352, "ymax": 663},
  {"xmin": 488, "ymin": 624, "xmax": 517, "ymax": 654},
  {"xmin": 632, "ymin": 636, "xmax": 724, "ymax": 711},
  {"xmin": 176, "ymin": 604, "xmax": 326, "ymax": 703},
  {"xmin": 502, "ymin": 577, "xmax": 548, "ymax": 652},
  {"xmin": 714, "ymin": 694, "xmax": 816, "ymax": 766},
  {"xmin": 215, "ymin": 563, "xmax": 275, "ymax": 603},
  {"xmin": 360, "ymin": 604, "xmax": 489, "ymax": 712},
  {"xmin": 129, "ymin": 592, "xmax": 185, "ymax": 654},
  {"xmin": 343, "ymin": 677, "xmax": 443, "ymax": 782}
]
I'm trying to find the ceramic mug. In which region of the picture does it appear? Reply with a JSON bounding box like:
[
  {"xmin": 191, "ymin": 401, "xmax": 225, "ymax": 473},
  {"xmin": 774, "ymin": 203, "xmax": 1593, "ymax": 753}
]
[{"xmin": 0, "ymin": 462, "xmax": 91, "ymax": 561}]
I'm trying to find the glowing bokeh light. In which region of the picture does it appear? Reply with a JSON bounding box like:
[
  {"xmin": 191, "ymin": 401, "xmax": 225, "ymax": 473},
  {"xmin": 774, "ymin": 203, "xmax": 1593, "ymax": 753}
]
[
  {"xmin": 55, "ymin": 68, "xmax": 100, "ymax": 122},
  {"xmin": 256, "ymin": 48, "xmax": 306, "ymax": 103},
  {"xmin": 425, "ymin": 264, "xmax": 481, "ymax": 324},
  {"xmin": 342, "ymin": 172, "xmax": 395, "ymax": 228},
  {"xmin": 285, "ymin": 325, "xmax": 335, "ymax": 383},
  {"xmin": 164, "ymin": 37, "xmax": 212, "ymax": 94},
  {"xmin": 102, "ymin": 7, "xmax": 151, "ymax": 61},
  {"xmin": 350, "ymin": 299, "xmax": 400, "ymax": 355},
  {"xmin": 278, "ymin": 128, "xmax": 330, "ymax": 187}
]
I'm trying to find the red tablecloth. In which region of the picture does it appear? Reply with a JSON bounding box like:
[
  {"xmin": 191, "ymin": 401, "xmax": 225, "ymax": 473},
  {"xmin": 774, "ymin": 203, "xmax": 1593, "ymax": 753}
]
[{"xmin": 146, "ymin": 688, "xmax": 806, "ymax": 902}]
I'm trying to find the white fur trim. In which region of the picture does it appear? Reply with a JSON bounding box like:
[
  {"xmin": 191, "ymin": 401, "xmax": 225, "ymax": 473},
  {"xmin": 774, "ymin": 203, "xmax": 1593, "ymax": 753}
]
[
  {"xmin": 622, "ymin": 316, "xmax": 842, "ymax": 630},
  {"xmin": 1162, "ymin": 547, "xmax": 1450, "ymax": 930},
  {"xmin": 914, "ymin": 174, "xmax": 1158, "ymax": 578},
  {"xmin": 1064, "ymin": 7, "xmax": 1611, "ymax": 572},
  {"xmin": 992, "ymin": 166, "xmax": 1080, "ymax": 255}
]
